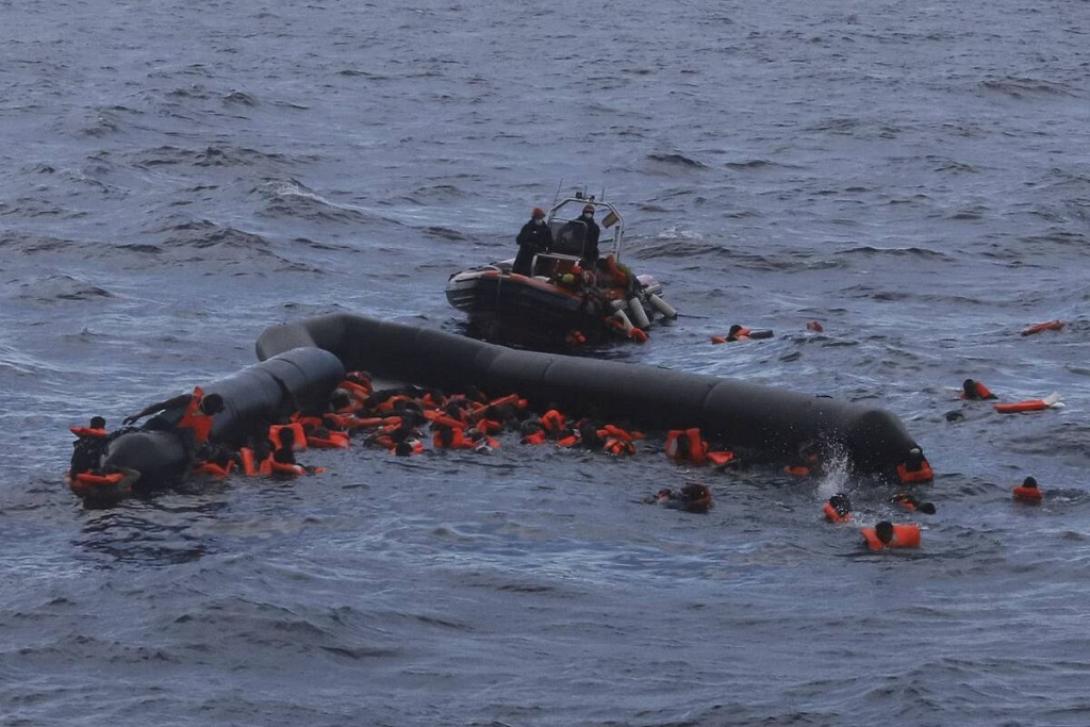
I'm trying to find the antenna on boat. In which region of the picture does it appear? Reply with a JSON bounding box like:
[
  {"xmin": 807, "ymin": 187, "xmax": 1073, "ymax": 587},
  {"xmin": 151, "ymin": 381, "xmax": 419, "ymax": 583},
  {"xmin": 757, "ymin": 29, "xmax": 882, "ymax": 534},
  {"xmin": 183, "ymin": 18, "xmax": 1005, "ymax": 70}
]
[{"xmin": 551, "ymin": 179, "xmax": 564, "ymax": 208}]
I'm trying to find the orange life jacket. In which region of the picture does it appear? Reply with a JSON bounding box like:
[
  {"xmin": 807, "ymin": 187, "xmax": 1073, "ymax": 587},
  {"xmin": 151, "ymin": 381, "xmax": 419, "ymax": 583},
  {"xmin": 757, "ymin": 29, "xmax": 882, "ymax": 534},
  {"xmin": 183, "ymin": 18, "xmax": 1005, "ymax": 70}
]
[
  {"xmin": 961, "ymin": 381, "xmax": 995, "ymax": 400},
  {"xmin": 425, "ymin": 411, "xmax": 467, "ymax": 430},
  {"xmin": 196, "ymin": 460, "xmax": 235, "ymax": 478},
  {"xmin": 1021, "ymin": 320, "xmax": 1064, "ymax": 336},
  {"xmin": 604, "ymin": 438, "xmax": 636, "ymax": 456},
  {"xmin": 629, "ymin": 328, "xmax": 648, "ymax": 343},
  {"xmin": 291, "ymin": 414, "xmax": 323, "ymax": 429},
  {"xmin": 433, "ymin": 427, "xmax": 473, "ymax": 450},
  {"xmin": 521, "ymin": 429, "xmax": 547, "ymax": 445},
  {"xmin": 540, "ymin": 409, "xmax": 566, "ymax": 435},
  {"xmin": 557, "ymin": 433, "xmax": 579, "ymax": 448},
  {"xmin": 860, "ymin": 524, "xmax": 921, "ymax": 551},
  {"xmin": 69, "ymin": 426, "xmax": 107, "ymax": 439},
  {"xmin": 823, "ymin": 502, "xmax": 851, "ymax": 524},
  {"xmin": 269, "ymin": 422, "xmax": 307, "ymax": 451},
  {"xmin": 785, "ymin": 465, "xmax": 811, "ymax": 477},
  {"xmin": 74, "ymin": 471, "xmax": 124, "ymax": 487},
  {"xmin": 665, "ymin": 428, "xmax": 707, "ymax": 465},
  {"xmin": 710, "ymin": 335, "xmax": 727, "ymax": 345},
  {"xmin": 339, "ymin": 380, "xmax": 371, "ymax": 405},
  {"xmin": 1012, "ymin": 485, "xmax": 1043, "ymax": 503},
  {"xmin": 376, "ymin": 395, "xmax": 412, "ymax": 414},
  {"xmin": 994, "ymin": 399, "xmax": 1049, "ymax": 414},
  {"xmin": 307, "ymin": 431, "xmax": 350, "ymax": 449},
  {"xmin": 177, "ymin": 386, "xmax": 214, "ymax": 445},
  {"xmin": 706, "ymin": 450, "xmax": 735, "ymax": 467},
  {"xmin": 897, "ymin": 459, "xmax": 934, "ymax": 484},
  {"xmin": 240, "ymin": 447, "xmax": 273, "ymax": 476}
]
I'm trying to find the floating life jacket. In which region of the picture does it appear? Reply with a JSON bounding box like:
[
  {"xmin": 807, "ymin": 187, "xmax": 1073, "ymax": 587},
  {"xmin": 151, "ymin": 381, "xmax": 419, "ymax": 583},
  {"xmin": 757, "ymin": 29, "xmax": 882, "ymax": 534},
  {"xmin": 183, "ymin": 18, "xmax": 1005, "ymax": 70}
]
[
  {"xmin": 1021, "ymin": 320, "xmax": 1064, "ymax": 336},
  {"xmin": 861, "ymin": 523, "xmax": 921, "ymax": 551},
  {"xmin": 994, "ymin": 399, "xmax": 1051, "ymax": 414},
  {"xmin": 177, "ymin": 386, "xmax": 214, "ymax": 445},
  {"xmin": 785, "ymin": 465, "xmax": 811, "ymax": 477},
  {"xmin": 665, "ymin": 428, "xmax": 707, "ymax": 465},
  {"xmin": 339, "ymin": 380, "xmax": 371, "ymax": 405}
]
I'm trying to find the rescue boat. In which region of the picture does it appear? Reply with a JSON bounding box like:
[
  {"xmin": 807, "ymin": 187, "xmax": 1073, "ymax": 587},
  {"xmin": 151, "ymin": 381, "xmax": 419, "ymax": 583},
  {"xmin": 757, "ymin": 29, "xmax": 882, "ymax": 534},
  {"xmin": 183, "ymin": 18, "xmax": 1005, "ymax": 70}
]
[{"xmin": 445, "ymin": 193, "xmax": 677, "ymax": 343}]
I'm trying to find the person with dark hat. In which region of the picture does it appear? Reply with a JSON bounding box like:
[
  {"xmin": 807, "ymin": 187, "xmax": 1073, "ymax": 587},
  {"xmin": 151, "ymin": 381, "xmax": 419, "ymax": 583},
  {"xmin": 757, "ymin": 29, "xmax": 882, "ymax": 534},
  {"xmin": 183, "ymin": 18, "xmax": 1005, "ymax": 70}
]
[
  {"xmin": 576, "ymin": 203, "xmax": 600, "ymax": 265},
  {"xmin": 513, "ymin": 207, "xmax": 553, "ymax": 276}
]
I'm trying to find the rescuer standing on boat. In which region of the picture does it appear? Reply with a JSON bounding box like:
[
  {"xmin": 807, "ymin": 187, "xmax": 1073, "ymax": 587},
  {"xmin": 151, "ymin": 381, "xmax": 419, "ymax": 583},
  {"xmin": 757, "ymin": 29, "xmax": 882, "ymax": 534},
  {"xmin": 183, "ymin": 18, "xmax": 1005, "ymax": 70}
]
[
  {"xmin": 513, "ymin": 207, "xmax": 552, "ymax": 276},
  {"xmin": 577, "ymin": 203, "xmax": 600, "ymax": 265}
]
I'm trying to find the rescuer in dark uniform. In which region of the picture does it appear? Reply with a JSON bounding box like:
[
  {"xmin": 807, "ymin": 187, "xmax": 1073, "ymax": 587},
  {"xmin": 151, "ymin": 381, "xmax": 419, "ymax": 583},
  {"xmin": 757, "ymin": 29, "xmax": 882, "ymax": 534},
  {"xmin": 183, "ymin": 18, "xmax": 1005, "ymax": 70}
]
[{"xmin": 513, "ymin": 207, "xmax": 553, "ymax": 276}]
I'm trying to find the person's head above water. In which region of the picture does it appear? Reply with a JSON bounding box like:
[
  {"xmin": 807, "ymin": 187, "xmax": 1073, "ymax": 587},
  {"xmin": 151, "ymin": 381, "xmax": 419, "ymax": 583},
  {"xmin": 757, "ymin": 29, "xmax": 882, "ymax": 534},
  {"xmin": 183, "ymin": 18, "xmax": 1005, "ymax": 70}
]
[
  {"xmin": 875, "ymin": 521, "xmax": 894, "ymax": 544},
  {"xmin": 90, "ymin": 416, "xmax": 106, "ymax": 429}
]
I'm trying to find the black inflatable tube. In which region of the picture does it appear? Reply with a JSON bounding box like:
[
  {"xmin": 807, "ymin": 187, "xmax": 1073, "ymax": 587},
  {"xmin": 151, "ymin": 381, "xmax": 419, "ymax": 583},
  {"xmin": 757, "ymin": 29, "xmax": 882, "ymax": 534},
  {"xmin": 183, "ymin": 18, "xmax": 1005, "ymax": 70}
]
[
  {"xmin": 101, "ymin": 347, "xmax": 344, "ymax": 489},
  {"xmin": 256, "ymin": 313, "xmax": 922, "ymax": 475}
]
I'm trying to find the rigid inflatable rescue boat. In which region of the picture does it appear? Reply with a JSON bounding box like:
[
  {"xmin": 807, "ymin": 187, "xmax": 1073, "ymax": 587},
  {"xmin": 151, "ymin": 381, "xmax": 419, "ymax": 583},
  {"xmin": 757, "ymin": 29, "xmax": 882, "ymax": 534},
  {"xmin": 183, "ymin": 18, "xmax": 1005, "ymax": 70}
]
[{"xmin": 446, "ymin": 193, "xmax": 677, "ymax": 343}]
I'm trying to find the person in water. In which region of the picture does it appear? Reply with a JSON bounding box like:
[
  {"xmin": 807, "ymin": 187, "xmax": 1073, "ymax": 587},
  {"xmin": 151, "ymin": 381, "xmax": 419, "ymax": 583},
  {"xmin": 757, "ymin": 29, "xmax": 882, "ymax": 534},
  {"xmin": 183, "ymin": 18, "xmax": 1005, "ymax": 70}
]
[
  {"xmin": 575, "ymin": 204, "xmax": 600, "ymax": 265},
  {"xmin": 123, "ymin": 387, "xmax": 225, "ymax": 453},
  {"xmin": 513, "ymin": 207, "xmax": 553, "ymax": 276},
  {"xmin": 69, "ymin": 416, "xmax": 110, "ymax": 476}
]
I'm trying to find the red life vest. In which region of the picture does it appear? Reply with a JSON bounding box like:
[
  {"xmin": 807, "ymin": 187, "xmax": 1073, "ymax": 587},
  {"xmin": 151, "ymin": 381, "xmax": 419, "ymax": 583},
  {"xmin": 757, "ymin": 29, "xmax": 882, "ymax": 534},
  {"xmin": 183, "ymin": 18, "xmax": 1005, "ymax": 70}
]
[
  {"xmin": 240, "ymin": 447, "xmax": 273, "ymax": 476},
  {"xmin": 897, "ymin": 459, "xmax": 934, "ymax": 484},
  {"xmin": 706, "ymin": 451, "xmax": 735, "ymax": 467},
  {"xmin": 433, "ymin": 427, "xmax": 473, "ymax": 450},
  {"xmin": 1012, "ymin": 485, "xmax": 1043, "ymax": 503},
  {"xmin": 665, "ymin": 428, "xmax": 707, "ymax": 465},
  {"xmin": 1021, "ymin": 320, "xmax": 1063, "ymax": 336},
  {"xmin": 540, "ymin": 409, "xmax": 566, "ymax": 435},
  {"xmin": 521, "ymin": 430, "xmax": 547, "ymax": 445},
  {"xmin": 604, "ymin": 438, "xmax": 636, "ymax": 456},
  {"xmin": 177, "ymin": 386, "xmax": 214, "ymax": 445},
  {"xmin": 69, "ymin": 426, "xmax": 107, "ymax": 439},
  {"xmin": 994, "ymin": 399, "xmax": 1049, "ymax": 414},
  {"xmin": 269, "ymin": 422, "xmax": 307, "ymax": 451},
  {"xmin": 860, "ymin": 524, "xmax": 921, "ymax": 551}
]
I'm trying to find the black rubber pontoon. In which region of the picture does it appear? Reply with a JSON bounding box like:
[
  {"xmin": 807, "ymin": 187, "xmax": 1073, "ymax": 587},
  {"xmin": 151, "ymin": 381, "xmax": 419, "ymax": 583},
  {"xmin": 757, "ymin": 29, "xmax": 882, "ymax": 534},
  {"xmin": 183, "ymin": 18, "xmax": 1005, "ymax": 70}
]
[
  {"xmin": 100, "ymin": 347, "xmax": 344, "ymax": 489},
  {"xmin": 256, "ymin": 313, "xmax": 923, "ymax": 475}
]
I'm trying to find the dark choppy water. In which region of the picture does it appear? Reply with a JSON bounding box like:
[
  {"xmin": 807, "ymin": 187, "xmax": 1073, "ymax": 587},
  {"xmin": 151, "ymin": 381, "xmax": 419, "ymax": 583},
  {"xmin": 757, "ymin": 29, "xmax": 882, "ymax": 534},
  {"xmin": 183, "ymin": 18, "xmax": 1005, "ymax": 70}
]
[{"xmin": 3, "ymin": 1, "xmax": 1090, "ymax": 724}]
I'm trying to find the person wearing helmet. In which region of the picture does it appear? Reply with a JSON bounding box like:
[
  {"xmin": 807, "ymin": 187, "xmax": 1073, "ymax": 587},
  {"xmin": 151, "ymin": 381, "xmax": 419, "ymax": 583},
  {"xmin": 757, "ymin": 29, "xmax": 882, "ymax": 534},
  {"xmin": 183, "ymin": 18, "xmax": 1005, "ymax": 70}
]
[
  {"xmin": 574, "ymin": 203, "xmax": 600, "ymax": 265},
  {"xmin": 513, "ymin": 207, "xmax": 553, "ymax": 276}
]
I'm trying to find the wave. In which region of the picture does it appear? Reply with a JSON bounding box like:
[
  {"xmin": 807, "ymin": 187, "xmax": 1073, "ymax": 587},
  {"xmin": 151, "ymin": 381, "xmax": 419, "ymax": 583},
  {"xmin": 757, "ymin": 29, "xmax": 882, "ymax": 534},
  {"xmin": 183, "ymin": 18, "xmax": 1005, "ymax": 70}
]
[
  {"xmin": 980, "ymin": 77, "xmax": 1077, "ymax": 98},
  {"xmin": 646, "ymin": 152, "xmax": 707, "ymax": 169}
]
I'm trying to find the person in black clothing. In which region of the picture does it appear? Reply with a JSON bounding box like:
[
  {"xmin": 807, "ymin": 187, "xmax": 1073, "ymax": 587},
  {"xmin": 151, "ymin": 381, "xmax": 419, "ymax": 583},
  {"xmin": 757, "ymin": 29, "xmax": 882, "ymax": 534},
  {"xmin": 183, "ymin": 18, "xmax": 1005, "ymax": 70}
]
[
  {"xmin": 576, "ymin": 204, "xmax": 600, "ymax": 265},
  {"xmin": 513, "ymin": 207, "xmax": 552, "ymax": 276}
]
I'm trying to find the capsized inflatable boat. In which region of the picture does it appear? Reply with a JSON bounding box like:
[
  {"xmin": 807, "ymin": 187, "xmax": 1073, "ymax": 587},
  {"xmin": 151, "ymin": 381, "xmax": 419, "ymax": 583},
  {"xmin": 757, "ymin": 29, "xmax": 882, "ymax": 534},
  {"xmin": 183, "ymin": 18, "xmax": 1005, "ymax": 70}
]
[
  {"xmin": 256, "ymin": 313, "xmax": 929, "ymax": 477},
  {"xmin": 92, "ymin": 347, "xmax": 344, "ymax": 493}
]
